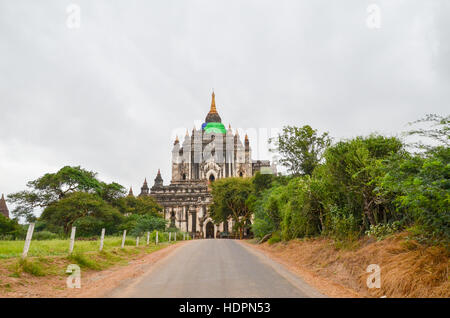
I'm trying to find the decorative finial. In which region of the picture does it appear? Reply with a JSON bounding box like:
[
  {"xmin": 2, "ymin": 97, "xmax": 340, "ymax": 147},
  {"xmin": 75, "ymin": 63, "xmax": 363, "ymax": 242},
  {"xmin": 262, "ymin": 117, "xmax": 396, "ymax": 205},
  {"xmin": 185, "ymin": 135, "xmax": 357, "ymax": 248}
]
[{"xmin": 210, "ymin": 91, "xmax": 217, "ymax": 114}]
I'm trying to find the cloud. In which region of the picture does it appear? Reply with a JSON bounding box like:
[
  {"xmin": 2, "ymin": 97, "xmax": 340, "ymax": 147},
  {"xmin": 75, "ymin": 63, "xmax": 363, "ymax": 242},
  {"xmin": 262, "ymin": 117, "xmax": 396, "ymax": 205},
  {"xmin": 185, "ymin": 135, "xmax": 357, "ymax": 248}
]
[{"xmin": 0, "ymin": 0, "xmax": 448, "ymax": 215}]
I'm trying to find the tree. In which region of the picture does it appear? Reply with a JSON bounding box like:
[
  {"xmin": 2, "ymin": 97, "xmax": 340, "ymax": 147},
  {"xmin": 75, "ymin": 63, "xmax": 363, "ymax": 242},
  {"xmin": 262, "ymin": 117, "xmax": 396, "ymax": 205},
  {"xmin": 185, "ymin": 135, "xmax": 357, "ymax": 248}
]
[
  {"xmin": 7, "ymin": 166, "xmax": 124, "ymax": 221},
  {"xmin": 209, "ymin": 178, "xmax": 253, "ymax": 239},
  {"xmin": 98, "ymin": 182, "xmax": 126, "ymax": 204},
  {"xmin": 269, "ymin": 125, "xmax": 331, "ymax": 176},
  {"xmin": 378, "ymin": 147, "xmax": 449, "ymax": 244},
  {"xmin": 40, "ymin": 192, "xmax": 124, "ymax": 235},
  {"xmin": 121, "ymin": 214, "xmax": 167, "ymax": 236},
  {"xmin": 115, "ymin": 195, "xmax": 163, "ymax": 216},
  {"xmin": 0, "ymin": 214, "xmax": 24, "ymax": 239},
  {"xmin": 322, "ymin": 135, "xmax": 404, "ymax": 229}
]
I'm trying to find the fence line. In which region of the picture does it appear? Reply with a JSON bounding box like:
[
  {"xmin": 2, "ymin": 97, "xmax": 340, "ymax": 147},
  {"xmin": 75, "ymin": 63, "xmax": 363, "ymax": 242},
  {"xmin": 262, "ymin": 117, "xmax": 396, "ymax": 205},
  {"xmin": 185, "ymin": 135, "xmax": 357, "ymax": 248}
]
[{"xmin": 13, "ymin": 227, "xmax": 190, "ymax": 259}]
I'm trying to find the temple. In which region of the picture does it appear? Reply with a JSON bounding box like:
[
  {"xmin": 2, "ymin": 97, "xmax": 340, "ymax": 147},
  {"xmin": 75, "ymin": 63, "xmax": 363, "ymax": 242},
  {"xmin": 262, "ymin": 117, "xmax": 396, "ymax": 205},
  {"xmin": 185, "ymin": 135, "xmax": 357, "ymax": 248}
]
[
  {"xmin": 138, "ymin": 92, "xmax": 275, "ymax": 238},
  {"xmin": 0, "ymin": 194, "xmax": 9, "ymax": 219}
]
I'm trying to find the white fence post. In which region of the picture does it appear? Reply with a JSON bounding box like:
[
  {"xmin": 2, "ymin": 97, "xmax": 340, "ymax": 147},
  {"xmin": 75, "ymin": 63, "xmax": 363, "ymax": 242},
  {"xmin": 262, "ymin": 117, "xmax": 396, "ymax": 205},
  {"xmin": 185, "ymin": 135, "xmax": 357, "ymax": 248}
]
[
  {"xmin": 174, "ymin": 232, "xmax": 177, "ymax": 242},
  {"xmin": 156, "ymin": 231, "xmax": 158, "ymax": 244},
  {"xmin": 136, "ymin": 236, "xmax": 139, "ymax": 246},
  {"xmin": 22, "ymin": 223, "xmax": 35, "ymax": 259},
  {"xmin": 146, "ymin": 232, "xmax": 150, "ymax": 245},
  {"xmin": 69, "ymin": 226, "xmax": 76, "ymax": 254},
  {"xmin": 99, "ymin": 228, "xmax": 105, "ymax": 251},
  {"xmin": 169, "ymin": 232, "xmax": 171, "ymax": 242},
  {"xmin": 121, "ymin": 230, "xmax": 127, "ymax": 248}
]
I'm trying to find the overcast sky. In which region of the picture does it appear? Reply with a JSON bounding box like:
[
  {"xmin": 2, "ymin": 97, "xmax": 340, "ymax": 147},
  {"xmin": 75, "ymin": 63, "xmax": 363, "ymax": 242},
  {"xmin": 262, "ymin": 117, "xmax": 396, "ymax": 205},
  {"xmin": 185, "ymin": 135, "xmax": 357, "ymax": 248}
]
[{"xmin": 0, "ymin": 0, "xmax": 449, "ymax": 208}]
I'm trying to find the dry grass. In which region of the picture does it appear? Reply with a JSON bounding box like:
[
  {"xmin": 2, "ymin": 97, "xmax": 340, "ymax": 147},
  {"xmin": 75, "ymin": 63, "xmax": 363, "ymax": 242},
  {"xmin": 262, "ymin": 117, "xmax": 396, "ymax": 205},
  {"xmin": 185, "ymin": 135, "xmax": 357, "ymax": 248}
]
[{"xmin": 253, "ymin": 232, "xmax": 449, "ymax": 298}]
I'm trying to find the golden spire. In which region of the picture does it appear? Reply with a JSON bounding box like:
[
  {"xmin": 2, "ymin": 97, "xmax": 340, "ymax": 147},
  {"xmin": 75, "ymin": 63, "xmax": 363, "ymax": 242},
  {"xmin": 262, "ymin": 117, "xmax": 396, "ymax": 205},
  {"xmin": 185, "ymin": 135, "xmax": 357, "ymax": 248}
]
[{"xmin": 209, "ymin": 91, "xmax": 217, "ymax": 114}]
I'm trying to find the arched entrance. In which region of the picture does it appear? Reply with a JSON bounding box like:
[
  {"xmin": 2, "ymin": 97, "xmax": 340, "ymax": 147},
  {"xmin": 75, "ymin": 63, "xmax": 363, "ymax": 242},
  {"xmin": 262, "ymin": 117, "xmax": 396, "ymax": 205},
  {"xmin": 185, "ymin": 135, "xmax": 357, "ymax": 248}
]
[
  {"xmin": 205, "ymin": 222, "xmax": 214, "ymax": 238},
  {"xmin": 209, "ymin": 174, "xmax": 215, "ymax": 183}
]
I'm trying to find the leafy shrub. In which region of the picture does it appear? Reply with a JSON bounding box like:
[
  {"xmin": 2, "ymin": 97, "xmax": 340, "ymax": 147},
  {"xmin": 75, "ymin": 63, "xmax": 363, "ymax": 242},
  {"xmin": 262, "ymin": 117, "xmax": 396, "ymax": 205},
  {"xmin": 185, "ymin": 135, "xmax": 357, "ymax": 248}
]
[
  {"xmin": 0, "ymin": 215, "xmax": 25, "ymax": 239},
  {"xmin": 67, "ymin": 252, "xmax": 102, "ymax": 270},
  {"xmin": 73, "ymin": 216, "xmax": 105, "ymax": 237},
  {"xmin": 120, "ymin": 214, "xmax": 167, "ymax": 236},
  {"xmin": 365, "ymin": 221, "xmax": 402, "ymax": 240},
  {"xmin": 268, "ymin": 232, "xmax": 281, "ymax": 245},
  {"xmin": 324, "ymin": 206, "xmax": 360, "ymax": 240},
  {"xmin": 14, "ymin": 259, "xmax": 46, "ymax": 276},
  {"xmin": 379, "ymin": 147, "xmax": 450, "ymax": 244},
  {"xmin": 33, "ymin": 230, "xmax": 60, "ymax": 240}
]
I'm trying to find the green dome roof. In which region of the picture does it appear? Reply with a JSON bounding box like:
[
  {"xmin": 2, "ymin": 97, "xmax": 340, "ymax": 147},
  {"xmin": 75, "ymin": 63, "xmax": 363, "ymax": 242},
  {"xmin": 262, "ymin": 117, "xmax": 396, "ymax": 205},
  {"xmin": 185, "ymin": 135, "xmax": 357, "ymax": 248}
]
[{"xmin": 204, "ymin": 122, "xmax": 226, "ymax": 134}]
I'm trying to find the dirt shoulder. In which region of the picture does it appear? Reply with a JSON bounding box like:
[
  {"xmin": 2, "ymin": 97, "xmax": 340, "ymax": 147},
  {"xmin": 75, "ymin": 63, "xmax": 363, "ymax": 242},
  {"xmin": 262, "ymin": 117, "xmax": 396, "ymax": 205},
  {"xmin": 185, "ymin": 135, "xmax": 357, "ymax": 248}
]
[
  {"xmin": 0, "ymin": 242, "xmax": 186, "ymax": 298},
  {"xmin": 243, "ymin": 233, "xmax": 449, "ymax": 298}
]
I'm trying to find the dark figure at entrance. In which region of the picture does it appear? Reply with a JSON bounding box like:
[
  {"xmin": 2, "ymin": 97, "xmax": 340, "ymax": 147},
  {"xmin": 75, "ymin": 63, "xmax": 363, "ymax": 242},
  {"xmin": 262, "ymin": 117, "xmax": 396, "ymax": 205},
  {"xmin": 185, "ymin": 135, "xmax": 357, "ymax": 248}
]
[{"xmin": 206, "ymin": 222, "xmax": 214, "ymax": 238}]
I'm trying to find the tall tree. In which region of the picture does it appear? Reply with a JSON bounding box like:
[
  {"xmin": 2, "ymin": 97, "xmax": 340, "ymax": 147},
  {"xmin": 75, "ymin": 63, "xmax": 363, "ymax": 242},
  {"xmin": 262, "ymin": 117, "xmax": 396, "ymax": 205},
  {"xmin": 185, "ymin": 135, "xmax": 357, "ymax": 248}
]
[
  {"xmin": 40, "ymin": 192, "xmax": 124, "ymax": 235},
  {"xmin": 270, "ymin": 125, "xmax": 331, "ymax": 176},
  {"xmin": 323, "ymin": 135, "xmax": 404, "ymax": 228},
  {"xmin": 7, "ymin": 166, "xmax": 125, "ymax": 221},
  {"xmin": 209, "ymin": 178, "xmax": 253, "ymax": 239},
  {"xmin": 115, "ymin": 195, "xmax": 163, "ymax": 216}
]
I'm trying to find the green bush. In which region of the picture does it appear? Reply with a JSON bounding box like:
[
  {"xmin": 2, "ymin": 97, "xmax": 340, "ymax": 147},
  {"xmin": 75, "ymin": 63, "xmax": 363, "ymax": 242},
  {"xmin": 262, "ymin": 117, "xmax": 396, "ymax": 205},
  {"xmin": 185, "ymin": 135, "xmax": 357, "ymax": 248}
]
[
  {"xmin": 379, "ymin": 147, "xmax": 450, "ymax": 244},
  {"xmin": 365, "ymin": 221, "xmax": 402, "ymax": 241},
  {"xmin": 32, "ymin": 230, "xmax": 60, "ymax": 240},
  {"xmin": 130, "ymin": 215, "xmax": 167, "ymax": 236},
  {"xmin": 14, "ymin": 259, "xmax": 46, "ymax": 276},
  {"xmin": 67, "ymin": 252, "xmax": 102, "ymax": 270},
  {"xmin": 268, "ymin": 232, "xmax": 281, "ymax": 245},
  {"xmin": 0, "ymin": 215, "xmax": 25, "ymax": 240},
  {"xmin": 325, "ymin": 206, "xmax": 360, "ymax": 240}
]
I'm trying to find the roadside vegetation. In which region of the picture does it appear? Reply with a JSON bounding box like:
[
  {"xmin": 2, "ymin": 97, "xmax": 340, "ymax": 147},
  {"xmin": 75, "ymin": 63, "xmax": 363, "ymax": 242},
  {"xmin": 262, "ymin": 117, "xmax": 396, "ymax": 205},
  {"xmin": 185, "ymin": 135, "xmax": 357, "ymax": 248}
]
[
  {"xmin": 210, "ymin": 114, "xmax": 449, "ymax": 297},
  {"xmin": 210, "ymin": 114, "xmax": 449, "ymax": 247},
  {"xmin": 1, "ymin": 165, "xmax": 182, "ymax": 240},
  {"xmin": 0, "ymin": 231, "xmax": 178, "ymax": 259},
  {"xmin": 0, "ymin": 166, "xmax": 188, "ymax": 295}
]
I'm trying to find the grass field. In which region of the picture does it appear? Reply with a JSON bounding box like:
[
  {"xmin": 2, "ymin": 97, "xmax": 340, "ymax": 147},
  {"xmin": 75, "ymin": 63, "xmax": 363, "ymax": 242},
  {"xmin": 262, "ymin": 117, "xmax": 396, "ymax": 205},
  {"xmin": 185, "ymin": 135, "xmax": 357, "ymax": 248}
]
[{"xmin": 0, "ymin": 232, "xmax": 180, "ymax": 259}]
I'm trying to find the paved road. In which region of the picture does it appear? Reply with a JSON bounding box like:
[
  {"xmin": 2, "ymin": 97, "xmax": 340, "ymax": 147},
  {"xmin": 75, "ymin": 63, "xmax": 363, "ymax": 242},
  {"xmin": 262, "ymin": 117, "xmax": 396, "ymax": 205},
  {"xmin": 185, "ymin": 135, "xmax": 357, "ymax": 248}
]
[{"xmin": 109, "ymin": 239, "xmax": 324, "ymax": 298}]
